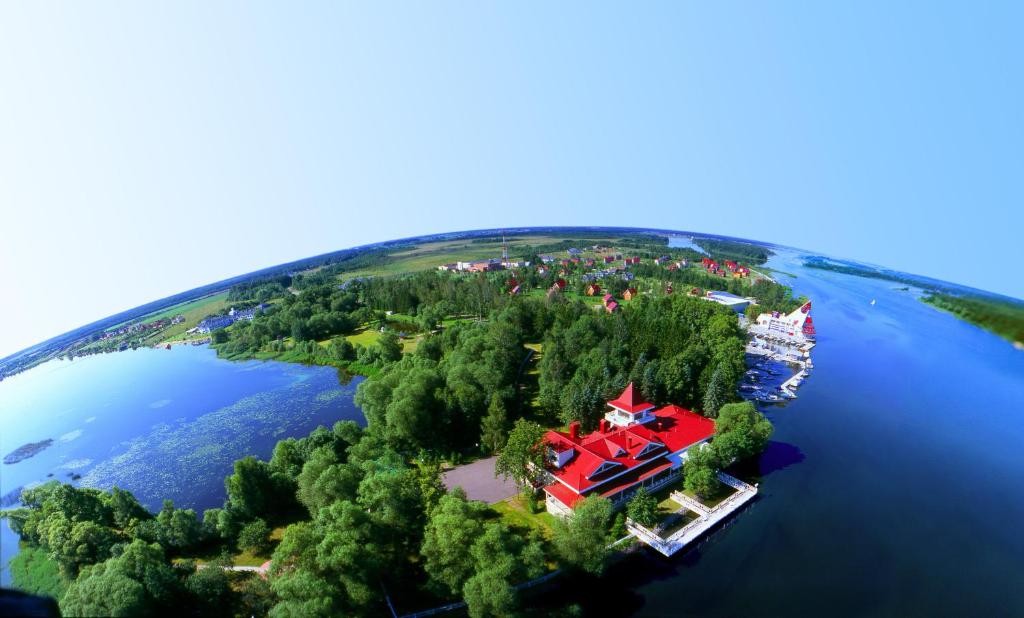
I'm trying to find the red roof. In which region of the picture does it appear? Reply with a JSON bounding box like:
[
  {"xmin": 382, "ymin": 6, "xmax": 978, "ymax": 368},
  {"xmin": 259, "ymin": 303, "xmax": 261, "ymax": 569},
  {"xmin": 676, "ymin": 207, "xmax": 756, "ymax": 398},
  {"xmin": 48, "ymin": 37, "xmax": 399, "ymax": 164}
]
[
  {"xmin": 608, "ymin": 383, "xmax": 652, "ymax": 414},
  {"xmin": 542, "ymin": 403, "xmax": 715, "ymax": 503}
]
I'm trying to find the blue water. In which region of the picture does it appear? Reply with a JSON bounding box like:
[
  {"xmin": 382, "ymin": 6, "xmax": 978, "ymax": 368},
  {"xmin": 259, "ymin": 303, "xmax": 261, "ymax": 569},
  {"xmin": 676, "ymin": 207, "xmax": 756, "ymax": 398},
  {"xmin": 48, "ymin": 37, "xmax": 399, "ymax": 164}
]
[
  {"xmin": 542, "ymin": 243, "xmax": 1024, "ymax": 616},
  {"xmin": 666, "ymin": 235, "xmax": 708, "ymax": 255},
  {"xmin": 0, "ymin": 345, "xmax": 364, "ymax": 586}
]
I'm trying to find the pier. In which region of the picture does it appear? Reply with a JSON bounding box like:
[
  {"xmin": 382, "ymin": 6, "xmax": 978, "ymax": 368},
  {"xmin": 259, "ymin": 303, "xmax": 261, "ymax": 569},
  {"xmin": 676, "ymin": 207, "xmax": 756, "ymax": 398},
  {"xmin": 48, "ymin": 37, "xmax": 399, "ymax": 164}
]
[{"xmin": 626, "ymin": 472, "xmax": 758, "ymax": 557}]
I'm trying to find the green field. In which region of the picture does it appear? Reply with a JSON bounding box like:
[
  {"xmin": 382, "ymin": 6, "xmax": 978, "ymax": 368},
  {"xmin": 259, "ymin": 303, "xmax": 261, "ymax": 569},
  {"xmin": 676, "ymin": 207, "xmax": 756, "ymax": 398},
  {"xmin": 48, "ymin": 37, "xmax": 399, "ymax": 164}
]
[
  {"xmin": 144, "ymin": 292, "xmax": 233, "ymax": 345},
  {"xmin": 333, "ymin": 234, "xmax": 663, "ymax": 282}
]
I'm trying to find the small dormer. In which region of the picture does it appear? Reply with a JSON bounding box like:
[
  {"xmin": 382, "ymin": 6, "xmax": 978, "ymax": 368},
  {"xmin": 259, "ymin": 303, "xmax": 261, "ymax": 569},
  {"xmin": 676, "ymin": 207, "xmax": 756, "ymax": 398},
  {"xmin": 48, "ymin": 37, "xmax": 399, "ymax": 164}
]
[
  {"xmin": 548, "ymin": 443, "xmax": 575, "ymax": 469},
  {"xmin": 587, "ymin": 461, "xmax": 621, "ymax": 480},
  {"xmin": 633, "ymin": 441, "xmax": 664, "ymax": 460}
]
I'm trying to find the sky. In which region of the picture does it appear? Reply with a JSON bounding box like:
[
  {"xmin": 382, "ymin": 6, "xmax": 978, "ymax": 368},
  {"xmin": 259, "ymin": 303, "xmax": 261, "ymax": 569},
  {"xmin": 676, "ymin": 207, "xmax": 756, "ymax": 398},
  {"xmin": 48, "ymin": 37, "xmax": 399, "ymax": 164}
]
[{"xmin": 1, "ymin": 2, "xmax": 1021, "ymax": 358}]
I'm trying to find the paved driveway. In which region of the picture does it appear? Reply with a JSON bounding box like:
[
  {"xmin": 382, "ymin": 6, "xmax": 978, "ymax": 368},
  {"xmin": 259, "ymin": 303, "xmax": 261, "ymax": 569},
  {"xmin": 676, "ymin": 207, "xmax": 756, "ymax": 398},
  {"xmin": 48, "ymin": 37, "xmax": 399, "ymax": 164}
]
[{"xmin": 442, "ymin": 456, "xmax": 519, "ymax": 504}]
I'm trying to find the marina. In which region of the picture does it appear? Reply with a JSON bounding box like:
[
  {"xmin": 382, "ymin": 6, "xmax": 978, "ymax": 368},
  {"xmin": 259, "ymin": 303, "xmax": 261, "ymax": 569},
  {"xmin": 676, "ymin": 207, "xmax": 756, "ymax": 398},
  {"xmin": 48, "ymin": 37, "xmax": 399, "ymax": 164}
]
[{"xmin": 741, "ymin": 301, "xmax": 816, "ymax": 404}]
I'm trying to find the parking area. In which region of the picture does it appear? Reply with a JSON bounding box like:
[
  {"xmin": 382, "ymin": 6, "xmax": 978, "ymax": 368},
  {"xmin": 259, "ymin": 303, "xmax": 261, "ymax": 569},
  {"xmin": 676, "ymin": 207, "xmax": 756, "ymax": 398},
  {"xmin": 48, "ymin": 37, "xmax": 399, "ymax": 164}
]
[{"xmin": 442, "ymin": 456, "xmax": 519, "ymax": 504}]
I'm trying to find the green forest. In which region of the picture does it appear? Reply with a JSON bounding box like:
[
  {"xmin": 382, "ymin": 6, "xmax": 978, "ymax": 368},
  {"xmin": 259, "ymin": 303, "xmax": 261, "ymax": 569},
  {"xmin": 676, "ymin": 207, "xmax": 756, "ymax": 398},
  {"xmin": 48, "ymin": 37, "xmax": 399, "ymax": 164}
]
[{"xmin": 4, "ymin": 234, "xmax": 792, "ymax": 616}]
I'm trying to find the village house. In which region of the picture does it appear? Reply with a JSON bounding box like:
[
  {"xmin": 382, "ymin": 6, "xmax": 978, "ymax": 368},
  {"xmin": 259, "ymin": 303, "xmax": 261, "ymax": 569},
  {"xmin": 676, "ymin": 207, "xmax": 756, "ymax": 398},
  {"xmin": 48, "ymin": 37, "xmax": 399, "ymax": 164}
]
[
  {"xmin": 196, "ymin": 315, "xmax": 234, "ymax": 334},
  {"xmin": 585, "ymin": 284, "xmax": 602, "ymax": 296},
  {"xmin": 605, "ymin": 300, "xmax": 619, "ymax": 313},
  {"xmin": 542, "ymin": 384, "xmax": 716, "ymax": 516},
  {"xmin": 602, "ymin": 293, "xmax": 614, "ymax": 306},
  {"xmin": 458, "ymin": 259, "xmax": 504, "ymax": 273},
  {"xmin": 623, "ymin": 288, "xmax": 638, "ymax": 301}
]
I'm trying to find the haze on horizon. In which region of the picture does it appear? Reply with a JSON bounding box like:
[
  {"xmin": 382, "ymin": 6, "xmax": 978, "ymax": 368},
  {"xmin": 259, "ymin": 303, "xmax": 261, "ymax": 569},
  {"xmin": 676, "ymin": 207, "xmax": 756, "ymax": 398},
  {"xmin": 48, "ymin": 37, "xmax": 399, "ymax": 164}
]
[{"xmin": 1, "ymin": 2, "xmax": 1022, "ymax": 359}]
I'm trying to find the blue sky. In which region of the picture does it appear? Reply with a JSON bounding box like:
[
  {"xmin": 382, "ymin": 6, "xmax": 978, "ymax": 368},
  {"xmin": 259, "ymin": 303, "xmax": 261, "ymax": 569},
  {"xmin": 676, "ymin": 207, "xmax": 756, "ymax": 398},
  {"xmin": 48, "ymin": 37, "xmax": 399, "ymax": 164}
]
[{"xmin": 1, "ymin": 2, "xmax": 1021, "ymax": 358}]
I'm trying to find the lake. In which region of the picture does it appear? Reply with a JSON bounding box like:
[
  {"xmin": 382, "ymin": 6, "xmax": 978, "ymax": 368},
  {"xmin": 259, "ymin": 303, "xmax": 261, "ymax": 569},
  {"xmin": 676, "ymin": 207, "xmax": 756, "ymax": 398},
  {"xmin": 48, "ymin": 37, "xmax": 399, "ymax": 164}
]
[
  {"xmin": 534, "ymin": 243, "xmax": 1024, "ymax": 616},
  {"xmin": 0, "ymin": 345, "xmax": 364, "ymax": 586}
]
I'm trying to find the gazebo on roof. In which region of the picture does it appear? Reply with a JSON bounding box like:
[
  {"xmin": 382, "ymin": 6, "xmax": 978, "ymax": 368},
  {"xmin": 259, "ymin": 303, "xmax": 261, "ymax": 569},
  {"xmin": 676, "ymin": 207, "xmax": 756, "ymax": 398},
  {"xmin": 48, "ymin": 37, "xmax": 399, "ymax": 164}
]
[{"xmin": 605, "ymin": 383, "xmax": 656, "ymax": 427}]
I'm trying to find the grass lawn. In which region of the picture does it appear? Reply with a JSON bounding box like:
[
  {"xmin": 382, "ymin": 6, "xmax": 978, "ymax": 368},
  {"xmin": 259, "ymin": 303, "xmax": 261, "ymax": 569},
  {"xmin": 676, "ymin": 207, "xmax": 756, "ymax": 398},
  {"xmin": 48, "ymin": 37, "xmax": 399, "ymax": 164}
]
[
  {"xmin": 183, "ymin": 526, "xmax": 286, "ymax": 568},
  {"xmin": 345, "ymin": 327, "xmax": 380, "ymax": 347},
  {"xmin": 489, "ymin": 496, "xmax": 556, "ymax": 539},
  {"xmin": 658, "ymin": 510, "xmax": 701, "ymax": 539},
  {"xmin": 344, "ymin": 325, "xmax": 418, "ymax": 353},
  {"xmin": 401, "ymin": 336, "xmax": 419, "ymax": 354},
  {"xmin": 681, "ymin": 482, "xmax": 738, "ymax": 509},
  {"xmin": 518, "ymin": 343, "xmax": 558, "ymax": 425},
  {"xmin": 657, "ymin": 495, "xmax": 683, "ymax": 516}
]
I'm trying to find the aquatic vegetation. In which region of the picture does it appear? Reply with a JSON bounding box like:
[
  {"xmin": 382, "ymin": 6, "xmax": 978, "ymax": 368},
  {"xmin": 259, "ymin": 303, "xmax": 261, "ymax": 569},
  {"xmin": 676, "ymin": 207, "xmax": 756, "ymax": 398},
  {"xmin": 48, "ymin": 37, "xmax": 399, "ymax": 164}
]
[{"xmin": 79, "ymin": 373, "xmax": 362, "ymax": 510}]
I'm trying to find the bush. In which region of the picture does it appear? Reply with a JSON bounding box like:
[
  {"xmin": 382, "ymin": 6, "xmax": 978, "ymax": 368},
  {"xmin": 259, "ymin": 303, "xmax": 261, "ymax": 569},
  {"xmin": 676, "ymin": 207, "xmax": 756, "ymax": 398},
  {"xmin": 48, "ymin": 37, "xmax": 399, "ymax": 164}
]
[
  {"xmin": 626, "ymin": 487, "xmax": 658, "ymax": 527},
  {"xmin": 685, "ymin": 466, "xmax": 718, "ymax": 499},
  {"xmin": 237, "ymin": 519, "xmax": 271, "ymax": 555}
]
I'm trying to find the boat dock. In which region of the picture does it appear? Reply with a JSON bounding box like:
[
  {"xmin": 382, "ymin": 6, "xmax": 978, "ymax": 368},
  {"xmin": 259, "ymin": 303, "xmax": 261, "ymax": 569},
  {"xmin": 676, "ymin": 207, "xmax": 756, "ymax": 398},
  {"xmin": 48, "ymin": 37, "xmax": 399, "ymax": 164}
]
[
  {"xmin": 626, "ymin": 472, "xmax": 758, "ymax": 557},
  {"xmin": 781, "ymin": 368, "xmax": 809, "ymax": 391}
]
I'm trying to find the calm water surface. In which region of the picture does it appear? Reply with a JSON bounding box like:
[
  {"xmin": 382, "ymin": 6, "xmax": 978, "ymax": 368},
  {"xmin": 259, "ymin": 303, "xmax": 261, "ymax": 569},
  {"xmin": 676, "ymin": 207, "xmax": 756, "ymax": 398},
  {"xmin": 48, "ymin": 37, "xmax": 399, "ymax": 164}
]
[
  {"xmin": 0, "ymin": 345, "xmax": 364, "ymax": 586},
  {"xmin": 541, "ymin": 245, "xmax": 1024, "ymax": 616}
]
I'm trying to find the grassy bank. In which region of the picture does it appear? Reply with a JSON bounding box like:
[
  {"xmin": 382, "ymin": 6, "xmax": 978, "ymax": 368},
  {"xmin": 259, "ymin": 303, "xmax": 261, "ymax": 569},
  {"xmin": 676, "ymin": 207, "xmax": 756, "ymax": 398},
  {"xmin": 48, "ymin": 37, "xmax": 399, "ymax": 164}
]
[{"xmin": 922, "ymin": 293, "xmax": 1024, "ymax": 346}]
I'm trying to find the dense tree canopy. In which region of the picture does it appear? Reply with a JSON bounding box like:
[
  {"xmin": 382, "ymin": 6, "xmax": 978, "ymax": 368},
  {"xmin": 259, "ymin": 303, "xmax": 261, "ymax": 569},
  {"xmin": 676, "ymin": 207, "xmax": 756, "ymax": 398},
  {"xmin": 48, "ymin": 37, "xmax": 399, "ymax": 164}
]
[{"xmin": 552, "ymin": 496, "xmax": 613, "ymax": 575}]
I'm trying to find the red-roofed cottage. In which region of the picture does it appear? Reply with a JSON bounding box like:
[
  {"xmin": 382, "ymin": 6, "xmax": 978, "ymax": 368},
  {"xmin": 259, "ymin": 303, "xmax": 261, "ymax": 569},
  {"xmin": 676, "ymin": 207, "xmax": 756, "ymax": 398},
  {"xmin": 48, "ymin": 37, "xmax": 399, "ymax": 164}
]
[{"xmin": 542, "ymin": 383, "xmax": 715, "ymax": 516}]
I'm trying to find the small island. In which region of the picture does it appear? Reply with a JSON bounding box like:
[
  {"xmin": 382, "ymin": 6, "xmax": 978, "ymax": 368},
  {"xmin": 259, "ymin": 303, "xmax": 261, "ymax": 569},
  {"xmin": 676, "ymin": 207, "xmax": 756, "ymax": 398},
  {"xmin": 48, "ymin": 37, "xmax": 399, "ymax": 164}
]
[{"xmin": 3, "ymin": 439, "xmax": 54, "ymax": 465}]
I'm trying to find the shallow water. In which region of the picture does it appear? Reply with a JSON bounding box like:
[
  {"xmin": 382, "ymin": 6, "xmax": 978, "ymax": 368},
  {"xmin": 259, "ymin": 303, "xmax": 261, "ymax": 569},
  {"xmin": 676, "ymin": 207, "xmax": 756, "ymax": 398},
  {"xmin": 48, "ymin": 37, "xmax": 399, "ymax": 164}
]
[{"xmin": 0, "ymin": 345, "xmax": 364, "ymax": 585}]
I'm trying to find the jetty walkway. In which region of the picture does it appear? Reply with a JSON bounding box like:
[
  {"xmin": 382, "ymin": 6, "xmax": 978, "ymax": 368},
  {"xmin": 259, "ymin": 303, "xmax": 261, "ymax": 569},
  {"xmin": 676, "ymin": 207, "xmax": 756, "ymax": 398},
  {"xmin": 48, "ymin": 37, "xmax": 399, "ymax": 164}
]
[{"xmin": 627, "ymin": 472, "xmax": 758, "ymax": 557}]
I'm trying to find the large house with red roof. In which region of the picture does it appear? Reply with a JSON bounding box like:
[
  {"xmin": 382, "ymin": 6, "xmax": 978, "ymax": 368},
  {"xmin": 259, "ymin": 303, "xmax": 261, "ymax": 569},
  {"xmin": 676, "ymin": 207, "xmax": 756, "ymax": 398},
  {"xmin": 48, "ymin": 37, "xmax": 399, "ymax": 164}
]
[{"xmin": 541, "ymin": 384, "xmax": 716, "ymax": 516}]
